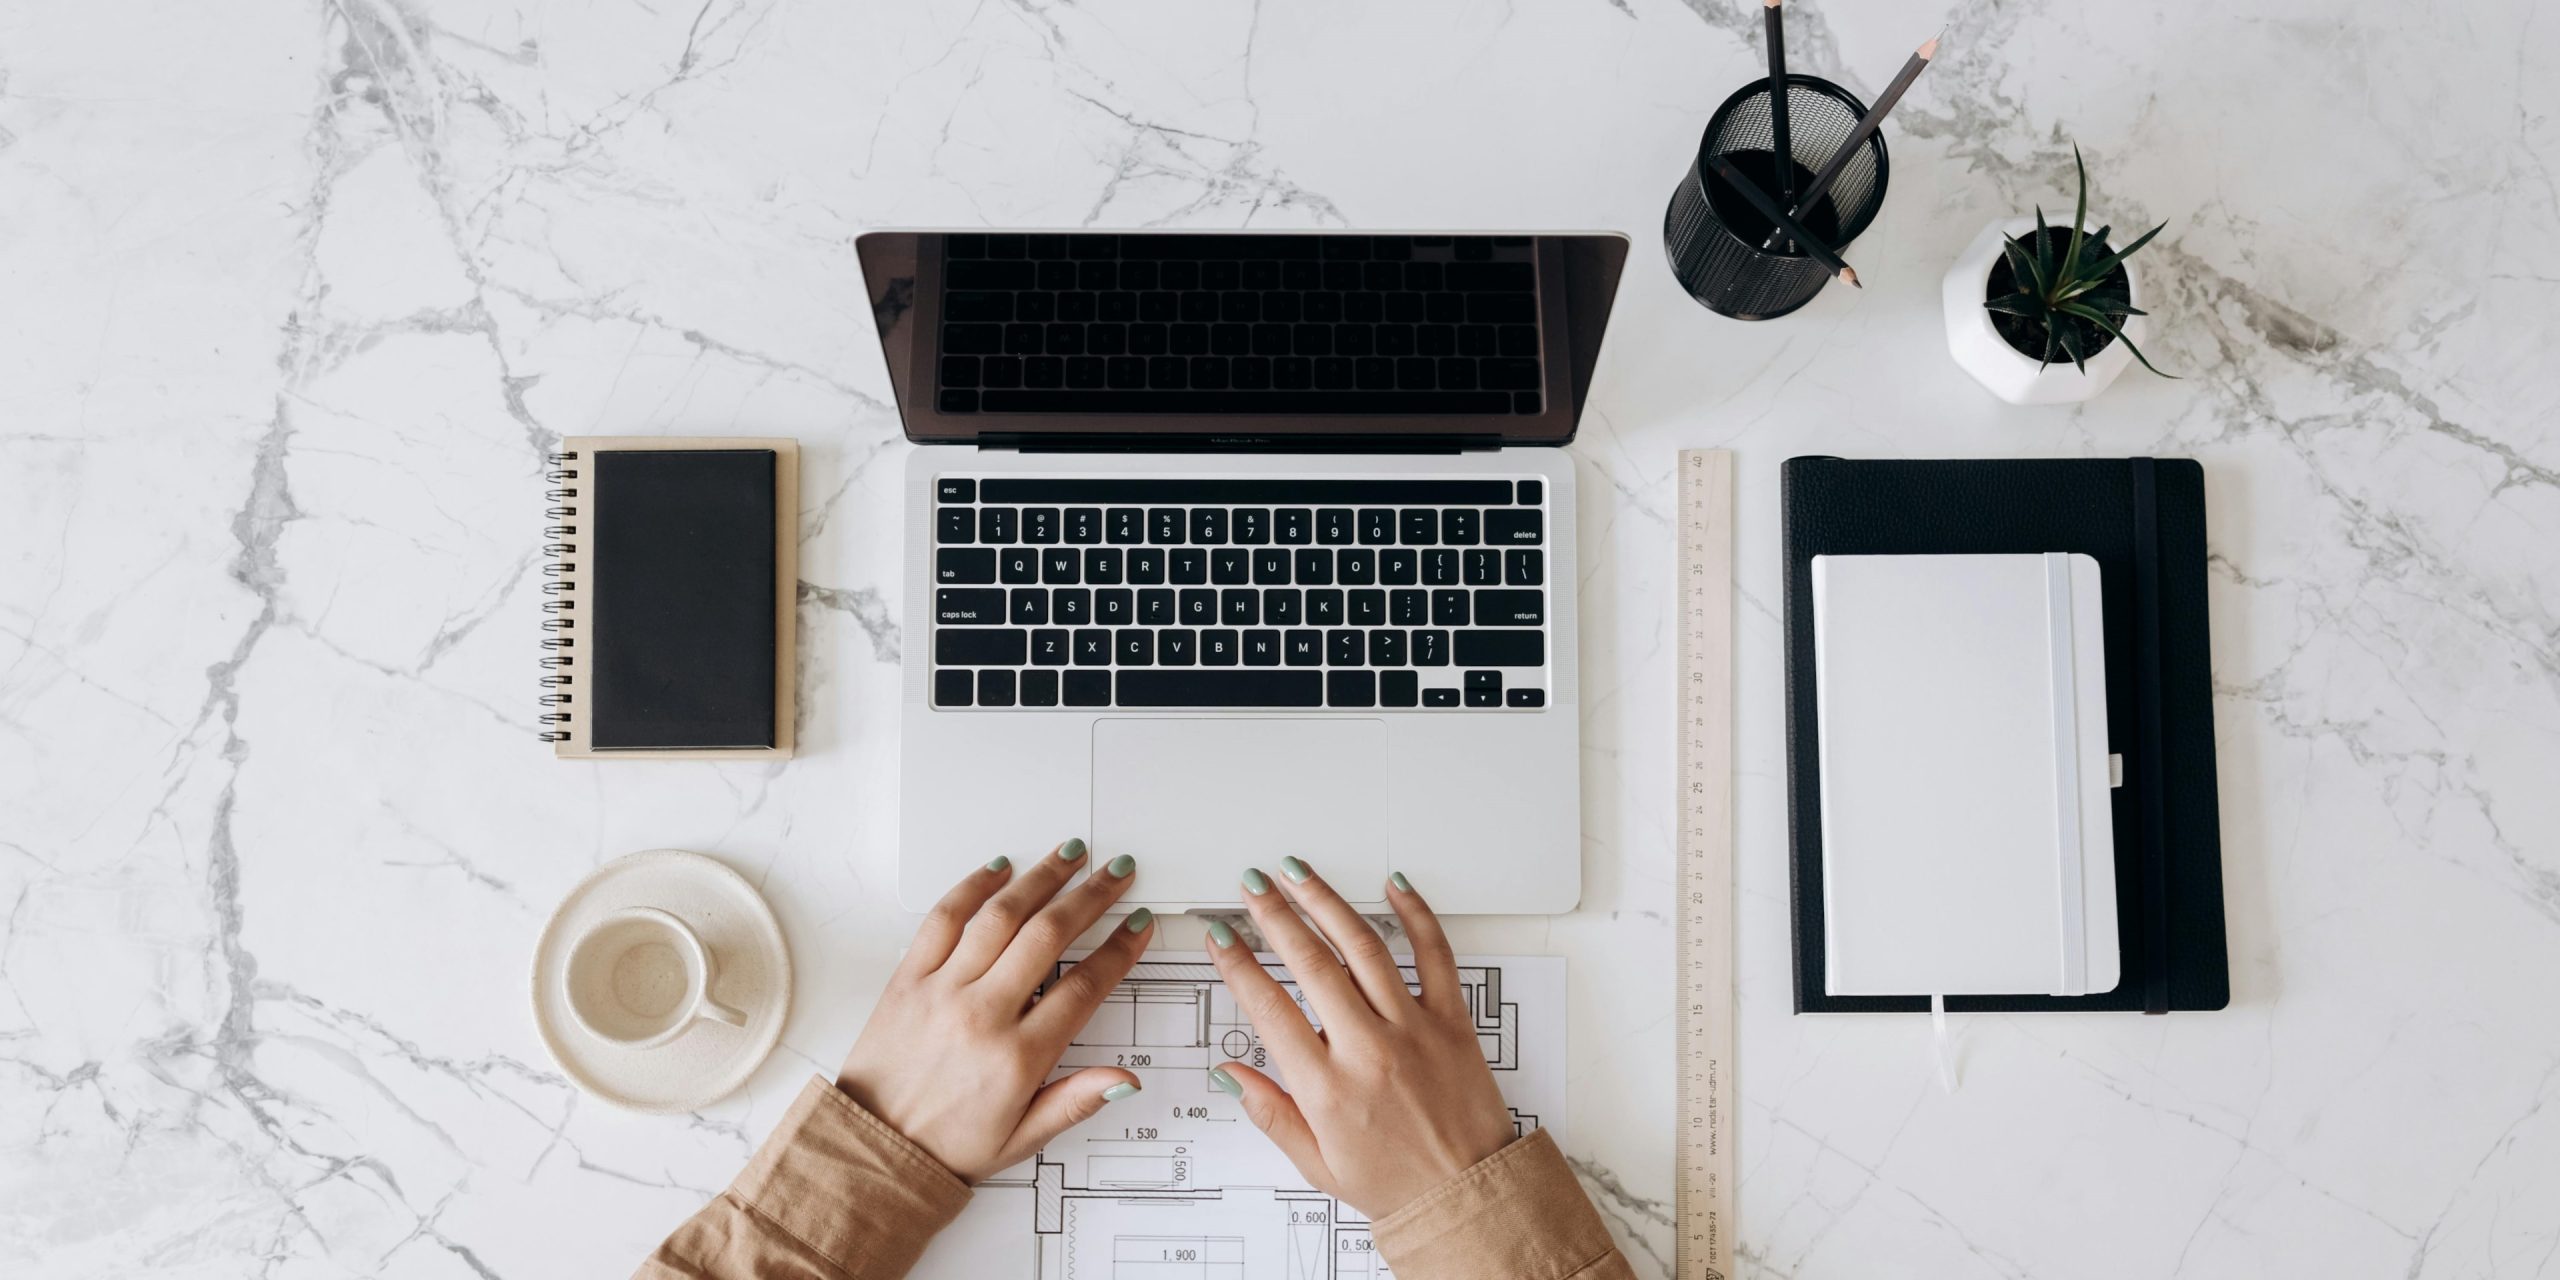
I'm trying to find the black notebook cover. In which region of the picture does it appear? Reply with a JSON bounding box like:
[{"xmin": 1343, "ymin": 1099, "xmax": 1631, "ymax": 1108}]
[
  {"xmin": 589, "ymin": 449, "xmax": 779, "ymax": 750},
  {"xmin": 1782, "ymin": 456, "xmax": 2230, "ymax": 1014}
]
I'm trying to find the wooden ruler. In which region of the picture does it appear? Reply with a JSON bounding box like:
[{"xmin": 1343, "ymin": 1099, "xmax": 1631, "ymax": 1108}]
[{"xmin": 1674, "ymin": 449, "xmax": 1737, "ymax": 1280}]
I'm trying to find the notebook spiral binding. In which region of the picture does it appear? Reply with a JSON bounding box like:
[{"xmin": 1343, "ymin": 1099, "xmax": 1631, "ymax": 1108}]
[{"xmin": 539, "ymin": 451, "xmax": 579, "ymax": 742}]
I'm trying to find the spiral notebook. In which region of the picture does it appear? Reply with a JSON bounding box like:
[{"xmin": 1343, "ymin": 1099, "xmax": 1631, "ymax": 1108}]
[{"xmin": 541, "ymin": 437, "xmax": 797, "ymax": 759}]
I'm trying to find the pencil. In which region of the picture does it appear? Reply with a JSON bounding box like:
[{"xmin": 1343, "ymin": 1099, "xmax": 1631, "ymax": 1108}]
[
  {"xmin": 1710, "ymin": 155, "xmax": 1861, "ymax": 288},
  {"xmin": 1759, "ymin": 30, "xmax": 1941, "ymax": 252},
  {"xmin": 1763, "ymin": 0, "xmax": 1796, "ymax": 243}
]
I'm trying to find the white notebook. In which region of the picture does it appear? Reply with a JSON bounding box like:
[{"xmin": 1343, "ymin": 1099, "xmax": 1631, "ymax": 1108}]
[{"xmin": 1813, "ymin": 553, "xmax": 2120, "ymax": 998}]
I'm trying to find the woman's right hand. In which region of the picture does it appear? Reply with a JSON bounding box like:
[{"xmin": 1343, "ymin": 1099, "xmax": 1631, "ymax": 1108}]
[{"xmin": 1202, "ymin": 859, "xmax": 1520, "ymax": 1219}]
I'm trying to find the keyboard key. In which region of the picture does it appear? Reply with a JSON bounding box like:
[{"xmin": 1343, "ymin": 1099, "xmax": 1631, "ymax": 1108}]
[
  {"xmin": 1032, "ymin": 629, "xmax": 1069, "ymax": 666},
  {"xmin": 1465, "ymin": 669, "xmax": 1503, "ymax": 707},
  {"xmin": 1021, "ymin": 670, "xmax": 1060, "ymax": 706},
  {"xmin": 1328, "ymin": 670, "xmax": 1377, "ymax": 707},
  {"xmin": 1381, "ymin": 549, "xmax": 1417, "ymax": 585},
  {"xmin": 1024, "ymin": 508, "xmax": 1060, "ymax": 543},
  {"xmin": 936, "ymin": 589, "xmax": 1006, "ymax": 624},
  {"xmin": 1243, "ymin": 629, "xmax": 1282, "ymax": 665},
  {"xmin": 938, "ymin": 548, "xmax": 996, "ymax": 584},
  {"xmin": 1264, "ymin": 589, "xmax": 1302, "ymax": 625},
  {"xmin": 1400, "ymin": 509, "xmax": 1438, "ymax": 544},
  {"xmin": 1414, "ymin": 629, "xmax": 1449, "ymax": 666},
  {"xmin": 1000, "ymin": 547, "xmax": 1039, "ymax": 584},
  {"xmin": 980, "ymin": 507, "xmax": 1019, "ymax": 543},
  {"xmin": 1424, "ymin": 687, "xmax": 1460, "ymax": 707},
  {"xmin": 1307, "ymin": 589, "xmax": 1345, "ymax": 626},
  {"xmin": 1506, "ymin": 549, "xmax": 1544, "ymax": 585},
  {"xmin": 1233, "ymin": 508, "xmax": 1270, "ymax": 544},
  {"xmin": 1160, "ymin": 630, "xmax": 1198, "ymax": 665},
  {"xmin": 1128, "ymin": 548, "xmax": 1166, "ymax": 584},
  {"xmin": 1329, "ymin": 630, "xmax": 1365, "ymax": 666},
  {"xmin": 1010, "ymin": 588, "xmax": 1049, "ymax": 625},
  {"xmin": 1118, "ymin": 629, "xmax": 1155, "ymax": 665},
  {"xmin": 1381, "ymin": 670, "xmax": 1419, "ymax": 706},
  {"xmin": 1191, "ymin": 508, "xmax": 1228, "ymax": 544},
  {"xmin": 1180, "ymin": 589, "xmax": 1217, "ymax": 625},
  {"xmin": 1108, "ymin": 508, "xmax": 1144, "ymax": 543},
  {"xmin": 1043, "ymin": 549, "xmax": 1081, "ymax": 584},
  {"xmin": 935, "ymin": 669, "xmax": 973, "ymax": 707},
  {"xmin": 938, "ymin": 508, "xmax": 975, "ymax": 543},
  {"xmin": 1211, "ymin": 549, "xmax": 1249, "ymax": 584},
  {"xmin": 1485, "ymin": 509, "xmax": 1543, "ymax": 545},
  {"xmin": 1139, "ymin": 590, "xmax": 1175, "ymax": 625},
  {"xmin": 1095, "ymin": 589, "xmax": 1133, "ymax": 626},
  {"xmin": 1117, "ymin": 670, "xmax": 1323, "ymax": 708},
  {"xmin": 1065, "ymin": 670, "xmax": 1112, "ymax": 705},
  {"xmin": 1317, "ymin": 508, "xmax": 1355, "ymax": 545},
  {"xmin": 1349, "ymin": 589, "xmax": 1385, "ymax": 626},
  {"xmin": 1201, "ymin": 629, "xmax": 1239, "ymax": 665},
  {"xmin": 1370, "ymin": 630, "xmax": 1407, "ymax": 666},
  {"xmin": 1222, "ymin": 589, "xmax": 1259, "ymax": 625},
  {"xmin": 1517, "ymin": 479, "xmax": 1543, "ymax": 504},
  {"xmin": 978, "ymin": 669, "xmax": 1018, "ymax": 707},
  {"xmin": 1507, "ymin": 688, "xmax": 1546, "ymax": 708},
  {"xmin": 1442, "ymin": 509, "xmax": 1480, "ymax": 544},
  {"xmin": 1054, "ymin": 589, "xmax": 1091, "ymax": 626},
  {"xmin": 1086, "ymin": 548, "xmax": 1124, "ymax": 584},
  {"xmin": 1285, "ymin": 630, "xmax": 1323, "ymax": 666},
  {"xmin": 1253, "ymin": 549, "xmax": 1292, "ymax": 585},
  {"xmin": 1295, "ymin": 548, "xmax": 1333, "ymax": 585},
  {"xmin": 1390, "ymin": 589, "xmax": 1427, "ymax": 626},
  {"xmin": 1455, "ymin": 630, "xmax": 1545, "ymax": 666},
  {"xmin": 1075, "ymin": 629, "xmax": 1113, "ymax": 665},
  {"xmin": 1339, "ymin": 549, "xmax": 1375, "ymax": 585},
  {"xmin": 1464, "ymin": 549, "xmax": 1501, "ymax": 585},
  {"xmin": 936, "ymin": 628, "xmax": 1027, "ymax": 665},
  {"xmin": 1358, "ymin": 509, "xmax": 1396, "ymax": 545},
  {"xmin": 1422, "ymin": 549, "xmax": 1460, "ymax": 585},
  {"xmin": 1150, "ymin": 508, "xmax": 1185, "ymax": 544},
  {"xmin": 1475, "ymin": 589, "xmax": 1543, "ymax": 626},
  {"xmin": 1065, "ymin": 507, "xmax": 1103, "ymax": 543},
  {"xmin": 937, "ymin": 478, "xmax": 978, "ymax": 502},
  {"xmin": 1171, "ymin": 549, "xmax": 1208, "ymax": 584},
  {"xmin": 1430, "ymin": 589, "xmax": 1470, "ymax": 626}
]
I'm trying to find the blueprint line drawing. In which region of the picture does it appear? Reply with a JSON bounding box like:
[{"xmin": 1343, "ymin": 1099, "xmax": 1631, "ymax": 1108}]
[{"xmin": 910, "ymin": 953, "xmax": 1567, "ymax": 1280}]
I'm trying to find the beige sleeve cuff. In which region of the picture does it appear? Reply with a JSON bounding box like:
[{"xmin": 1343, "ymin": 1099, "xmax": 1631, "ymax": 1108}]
[
  {"xmin": 637, "ymin": 1075, "xmax": 972, "ymax": 1280},
  {"xmin": 1369, "ymin": 1129, "xmax": 1638, "ymax": 1280}
]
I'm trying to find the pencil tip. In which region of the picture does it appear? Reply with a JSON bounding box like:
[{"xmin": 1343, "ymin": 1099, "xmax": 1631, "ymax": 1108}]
[
  {"xmin": 1765, "ymin": 0, "xmax": 1781, "ymax": 8},
  {"xmin": 1841, "ymin": 267, "xmax": 1861, "ymax": 287},
  {"xmin": 1920, "ymin": 34, "xmax": 1940, "ymax": 58}
]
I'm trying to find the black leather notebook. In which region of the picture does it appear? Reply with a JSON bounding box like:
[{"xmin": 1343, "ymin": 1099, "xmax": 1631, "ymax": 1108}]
[
  {"xmin": 541, "ymin": 438, "xmax": 797, "ymax": 758},
  {"xmin": 1782, "ymin": 456, "xmax": 2229, "ymax": 1014}
]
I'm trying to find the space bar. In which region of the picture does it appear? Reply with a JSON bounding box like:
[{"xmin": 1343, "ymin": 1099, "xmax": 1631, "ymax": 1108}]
[
  {"xmin": 1116, "ymin": 671, "xmax": 1325, "ymax": 707},
  {"xmin": 979, "ymin": 389, "xmax": 1515, "ymax": 414}
]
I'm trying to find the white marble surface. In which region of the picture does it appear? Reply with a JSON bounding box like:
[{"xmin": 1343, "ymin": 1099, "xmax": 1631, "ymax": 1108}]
[{"xmin": 4, "ymin": 0, "xmax": 2557, "ymax": 1275}]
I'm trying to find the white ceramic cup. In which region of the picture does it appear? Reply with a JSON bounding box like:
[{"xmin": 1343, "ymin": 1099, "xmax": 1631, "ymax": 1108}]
[{"xmin": 564, "ymin": 907, "xmax": 748, "ymax": 1049}]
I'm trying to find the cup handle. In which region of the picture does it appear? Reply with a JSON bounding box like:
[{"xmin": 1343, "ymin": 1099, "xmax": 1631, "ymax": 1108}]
[{"xmin": 700, "ymin": 994, "xmax": 750, "ymax": 1029}]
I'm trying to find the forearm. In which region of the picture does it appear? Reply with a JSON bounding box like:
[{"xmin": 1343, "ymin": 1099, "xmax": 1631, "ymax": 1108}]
[
  {"xmin": 1370, "ymin": 1129, "xmax": 1639, "ymax": 1280},
  {"xmin": 636, "ymin": 1076, "xmax": 971, "ymax": 1280}
]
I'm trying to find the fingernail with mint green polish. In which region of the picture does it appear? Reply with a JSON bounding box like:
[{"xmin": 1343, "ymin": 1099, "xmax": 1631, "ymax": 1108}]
[
  {"xmin": 1103, "ymin": 1082, "xmax": 1141, "ymax": 1102},
  {"xmin": 1390, "ymin": 871, "xmax": 1413, "ymax": 894},
  {"xmin": 1124, "ymin": 908, "xmax": 1154, "ymax": 934},
  {"xmin": 1279, "ymin": 856, "xmax": 1311, "ymax": 883},
  {"xmin": 1206, "ymin": 919, "xmax": 1238, "ymax": 949},
  {"xmin": 1241, "ymin": 868, "xmax": 1271, "ymax": 896},
  {"xmin": 1057, "ymin": 838, "xmax": 1088, "ymax": 862},
  {"xmin": 1106, "ymin": 854, "xmax": 1136, "ymax": 879},
  {"xmin": 1210, "ymin": 1067, "xmax": 1242, "ymax": 1097},
  {"xmin": 985, "ymin": 855, "xmax": 1011, "ymax": 873}
]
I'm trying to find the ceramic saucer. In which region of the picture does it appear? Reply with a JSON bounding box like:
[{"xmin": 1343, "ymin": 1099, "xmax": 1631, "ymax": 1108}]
[{"xmin": 532, "ymin": 849, "xmax": 792, "ymax": 1113}]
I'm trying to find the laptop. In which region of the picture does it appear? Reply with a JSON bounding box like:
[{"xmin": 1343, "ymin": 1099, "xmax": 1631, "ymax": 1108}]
[{"xmin": 857, "ymin": 231, "xmax": 1629, "ymax": 914}]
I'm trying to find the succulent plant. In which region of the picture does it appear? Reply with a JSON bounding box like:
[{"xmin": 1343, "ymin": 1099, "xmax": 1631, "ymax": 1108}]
[{"xmin": 1990, "ymin": 146, "xmax": 2174, "ymax": 377}]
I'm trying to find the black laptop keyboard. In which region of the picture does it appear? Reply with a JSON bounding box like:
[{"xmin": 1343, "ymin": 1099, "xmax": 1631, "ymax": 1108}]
[
  {"xmin": 931, "ymin": 476, "xmax": 1551, "ymax": 711},
  {"xmin": 932, "ymin": 234, "xmax": 1546, "ymax": 416}
]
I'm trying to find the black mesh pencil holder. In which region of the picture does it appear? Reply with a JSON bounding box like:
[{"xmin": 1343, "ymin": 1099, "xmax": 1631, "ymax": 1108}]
[{"xmin": 1664, "ymin": 75, "xmax": 1889, "ymax": 320}]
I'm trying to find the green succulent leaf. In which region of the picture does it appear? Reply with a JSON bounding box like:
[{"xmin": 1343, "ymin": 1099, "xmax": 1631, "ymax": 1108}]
[
  {"xmin": 2061, "ymin": 145, "xmax": 2091, "ymax": 284},
  {"xmin": 2059, "ymin": 303, "xmax": 2179, "ymax": 379},
  {"xmin": 2057, "ymin": 320, "xmax": 2089, "ymax": 373},
  {"xmin": 2033, "ymin": 204, "xmax": 2055, "ymax": 282},
  {"xmin": 2076, "ymin": 220, "xmax": 2168, "ymax": 287},
  {"xmin": 1985, "ymin": 292, "xmax": 2050, "ymax": 318}
]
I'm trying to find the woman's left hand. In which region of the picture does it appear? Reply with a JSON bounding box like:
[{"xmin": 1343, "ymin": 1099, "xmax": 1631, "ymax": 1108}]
[{"xmin": 835, "ymin": 840, "xmax": 1155, "ymax": 1181}]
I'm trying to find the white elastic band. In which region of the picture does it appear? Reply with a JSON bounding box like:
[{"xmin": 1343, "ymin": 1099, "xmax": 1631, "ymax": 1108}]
[
  {"xmin": 2044, "ymin": 552, "xmax": 2087, "ymax": 997},
  {"xmin": 1931, "ymin": 994, "xmax": 1958, "ymax": 1093}
]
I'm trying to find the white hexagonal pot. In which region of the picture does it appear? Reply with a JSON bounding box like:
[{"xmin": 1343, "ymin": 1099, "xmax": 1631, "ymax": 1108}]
[{"xmin": 1941, "ymin": 215, "xmax": 2146, "ymax": 406}]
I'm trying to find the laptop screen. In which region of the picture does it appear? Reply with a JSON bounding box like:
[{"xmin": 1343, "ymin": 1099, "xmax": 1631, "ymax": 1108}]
[{"xmin": 858, "ymin": 231, "xmax": 1628, "ymax": 447}]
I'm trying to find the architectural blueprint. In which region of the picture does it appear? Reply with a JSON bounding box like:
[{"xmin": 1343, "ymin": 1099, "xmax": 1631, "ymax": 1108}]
[{"xmin": 911, "ymin": 952, "xmax": 1567, "ymax": 1280}]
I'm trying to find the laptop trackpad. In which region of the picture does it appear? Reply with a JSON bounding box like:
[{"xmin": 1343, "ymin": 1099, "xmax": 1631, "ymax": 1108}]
[{"xmin": 1093, "ymin": 718, "xmax": 1390, "ymax": 907}]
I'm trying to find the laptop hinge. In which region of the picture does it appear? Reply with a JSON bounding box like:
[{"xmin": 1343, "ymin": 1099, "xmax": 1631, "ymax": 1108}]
[{"xmin": 973, "ymin": 433, "xmax": 1503, "ymax": 455}]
